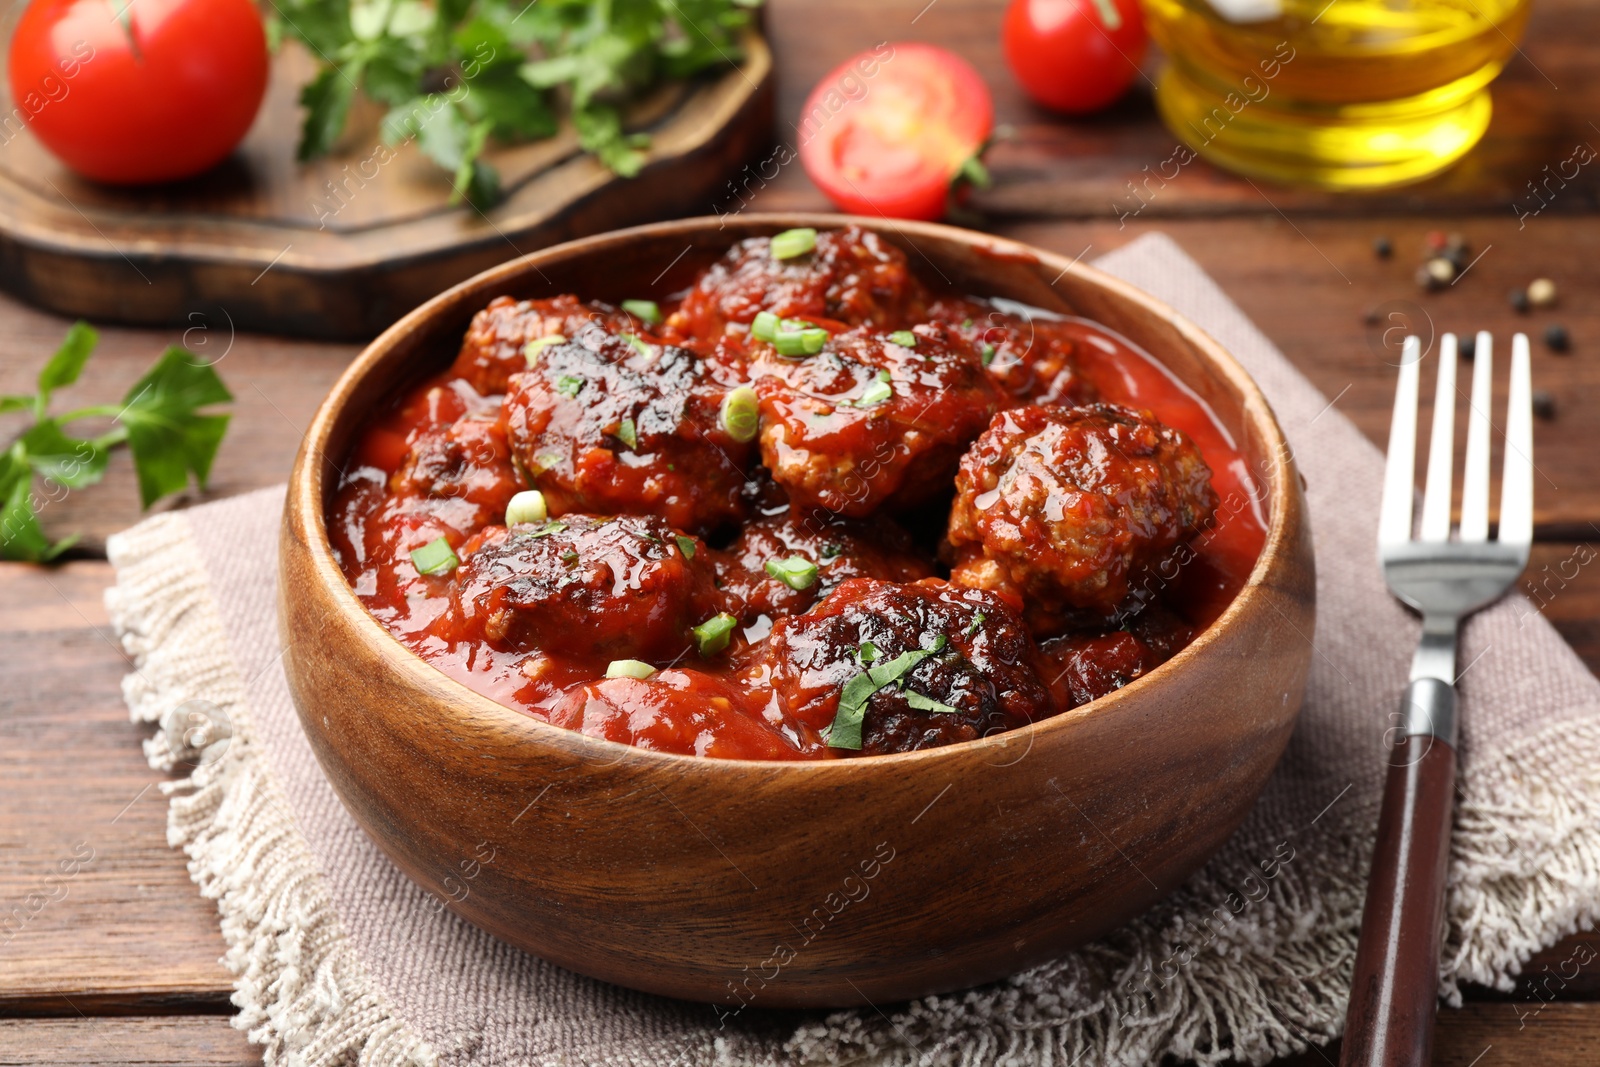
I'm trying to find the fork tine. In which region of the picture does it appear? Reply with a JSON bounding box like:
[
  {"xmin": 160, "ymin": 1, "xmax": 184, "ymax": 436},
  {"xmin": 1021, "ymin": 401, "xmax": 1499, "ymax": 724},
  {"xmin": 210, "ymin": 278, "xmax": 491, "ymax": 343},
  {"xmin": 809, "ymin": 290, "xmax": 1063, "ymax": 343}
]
[
  {"xmin": 1379, "ymin": 336, "xmax": 1422, "ymax": 547},
  {"xmin": 1458, "ymin": 331, "xmax": 1494, "ymax": 542},
  {"xmin": 1419, "ymin": 334, "xmax": 1458, "ymax": 542},
  {"xmin": 1498, "ymin": 332, "xmax": 1534, "ymax": 546}
]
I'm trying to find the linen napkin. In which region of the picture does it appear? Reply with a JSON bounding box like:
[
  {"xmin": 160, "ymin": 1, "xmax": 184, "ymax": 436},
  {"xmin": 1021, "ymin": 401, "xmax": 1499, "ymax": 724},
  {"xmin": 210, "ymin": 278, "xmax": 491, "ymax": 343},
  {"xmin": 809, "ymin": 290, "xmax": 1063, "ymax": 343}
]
[{"xmin": 106, "ymin": 233, "xmax": 1600, "ymax": 1067}]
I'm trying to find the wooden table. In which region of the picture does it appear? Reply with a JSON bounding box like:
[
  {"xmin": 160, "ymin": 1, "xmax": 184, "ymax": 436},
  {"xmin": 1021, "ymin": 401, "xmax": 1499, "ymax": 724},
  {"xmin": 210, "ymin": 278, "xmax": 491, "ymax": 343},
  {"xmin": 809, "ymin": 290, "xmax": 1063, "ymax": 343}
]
[{"xmin": 4, "ymin": 1, "xmax": 1598, "ymax": 1063}]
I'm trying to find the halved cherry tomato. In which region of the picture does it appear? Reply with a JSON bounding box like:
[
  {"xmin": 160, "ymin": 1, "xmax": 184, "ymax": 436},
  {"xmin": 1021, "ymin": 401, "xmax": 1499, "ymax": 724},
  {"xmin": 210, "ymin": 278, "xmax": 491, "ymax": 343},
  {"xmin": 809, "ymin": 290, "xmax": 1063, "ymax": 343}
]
[
  {"xmin": 9, "ymin": 0, "xmax": 269, "ymax": 185},
  {"xmin": 797, "ymin": 42, "xmax": 994, "ymax": 222},
  {"xmin": 1003, "ymin": 0, "xmax": 1148, "ymax": 114}
]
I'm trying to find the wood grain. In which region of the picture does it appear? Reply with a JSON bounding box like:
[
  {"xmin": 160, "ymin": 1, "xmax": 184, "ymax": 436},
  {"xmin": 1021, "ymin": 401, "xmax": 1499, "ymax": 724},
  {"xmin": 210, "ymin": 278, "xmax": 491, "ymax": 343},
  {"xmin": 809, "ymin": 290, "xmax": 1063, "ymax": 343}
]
[
  {"xmin": 0, "ymin": 562, "xmax": 232, "ymax": 1015},
  {"xmin": 758, "ymin": 0, "xmax": 1600, "ymax": 219},
  {"xmin": 0, "ymin": 29, "xmax": 774, "ymax": 339},
  {"xmin": 0, "ymin": 1017, "xmax": 253, "ymax": 1065}
]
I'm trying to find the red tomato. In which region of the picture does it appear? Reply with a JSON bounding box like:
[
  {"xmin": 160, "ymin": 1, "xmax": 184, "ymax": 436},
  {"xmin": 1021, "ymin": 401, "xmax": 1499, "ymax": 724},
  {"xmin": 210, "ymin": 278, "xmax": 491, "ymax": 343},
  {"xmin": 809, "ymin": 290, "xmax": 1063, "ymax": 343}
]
[
  {"xmin": 797, "ymin": 42, "xmax": 993, "ymax": 222},
  {"xmin": 1003, "ymin": 0, "xmax": 1148, "ymax": 114},
  {"xmin": 9, "ymin": 0, "xmax": 268, "ymax": 184}
]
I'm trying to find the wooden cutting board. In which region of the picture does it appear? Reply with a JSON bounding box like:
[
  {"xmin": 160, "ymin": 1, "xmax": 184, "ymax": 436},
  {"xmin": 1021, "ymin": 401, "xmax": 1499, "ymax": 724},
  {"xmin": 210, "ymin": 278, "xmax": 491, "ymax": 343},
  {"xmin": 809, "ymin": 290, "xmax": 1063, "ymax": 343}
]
[{"xmin": 0, "ymin": 31, "xmax": 773, "ymax": 340}]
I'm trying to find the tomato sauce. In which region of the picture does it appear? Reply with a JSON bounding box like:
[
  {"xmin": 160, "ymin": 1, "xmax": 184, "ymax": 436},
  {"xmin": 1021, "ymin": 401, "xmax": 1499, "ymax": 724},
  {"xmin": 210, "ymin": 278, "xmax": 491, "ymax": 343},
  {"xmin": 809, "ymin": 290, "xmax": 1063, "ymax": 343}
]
[{"xmin": 328, "ymin": 227, "xmax": 1268, "ymax": 760}]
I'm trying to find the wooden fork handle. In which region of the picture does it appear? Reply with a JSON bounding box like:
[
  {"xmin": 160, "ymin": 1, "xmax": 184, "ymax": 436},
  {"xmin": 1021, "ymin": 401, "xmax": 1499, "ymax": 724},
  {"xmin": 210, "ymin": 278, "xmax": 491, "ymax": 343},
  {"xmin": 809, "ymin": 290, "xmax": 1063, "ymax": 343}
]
[{"xmin": 1341, "ymin": 679, "xmax": 1458, "ymax": 1067}]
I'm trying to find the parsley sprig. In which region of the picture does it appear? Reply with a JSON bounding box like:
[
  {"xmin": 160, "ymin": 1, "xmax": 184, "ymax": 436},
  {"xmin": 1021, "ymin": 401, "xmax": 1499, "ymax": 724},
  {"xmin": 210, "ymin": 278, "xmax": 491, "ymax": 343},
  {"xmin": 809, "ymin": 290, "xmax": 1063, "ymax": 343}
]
[
  {"xmin": 0, "ymin": 323, "xmax": 232, "ymax": 561},
  {"xmin": 825, "ymin": 635, "xmax": 952, "ymax": 751},
  {"xmin": 274, "ymin": 0, "xmax": 764, "ymax": 208}
]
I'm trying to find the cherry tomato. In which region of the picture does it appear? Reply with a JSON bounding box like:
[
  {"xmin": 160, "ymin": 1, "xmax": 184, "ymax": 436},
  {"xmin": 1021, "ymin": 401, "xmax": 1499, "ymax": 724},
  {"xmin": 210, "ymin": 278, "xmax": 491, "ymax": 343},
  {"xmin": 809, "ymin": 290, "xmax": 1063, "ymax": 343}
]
[
  {"xmin": 1003, "ymin": 0, "xmax": 1148, "ymax": 114},
  {"xmin": 9, "ymin": 0, "xmax": 269, "ymax": 184},
  {"xmin": 797, "ymin": 42, "xmax": 993, "ymax": 222}
]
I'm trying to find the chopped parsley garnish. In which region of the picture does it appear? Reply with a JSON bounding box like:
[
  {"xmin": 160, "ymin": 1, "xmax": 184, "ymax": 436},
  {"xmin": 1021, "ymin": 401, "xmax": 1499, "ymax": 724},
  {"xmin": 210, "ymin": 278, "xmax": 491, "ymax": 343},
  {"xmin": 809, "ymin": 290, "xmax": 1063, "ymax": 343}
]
[
  {"xmin": 616, "ymin": 417, "xmax": 638, "ymax": 450},
  {"xmin": 560, "ymin": 549, "xmax": 579, "ymax": 566},
  {"xmin": 765, "ymin": 556, "xmax": 818, "ymax": 590},
  {"xmin": 820, "ymin": 541, "xmax": 843, "ymax": 560},
  {"xmin": 825, "ymin": 635, "xmax": 951, "ymax": 750},
  {"xmin": 555, "ymin": 375, "xmax": 585, "ymax": 398},
  {"xmin": 692, "ymin": 613, "xmax": 738, "ymax": 657},
  {"xmin": 888, "ymin": 330, "xmax": 917, "ymax": 348},
  {"xmin": 621, "ymin": 299, "xmax": 661, "ymax": 324},
  {"xmin": 522, "ymin": 521, "xmax": 567, "ymax": 539},
  {"xmin": 675, "ymin": 534, "xmax": 697, "ymax": 559},
  {"xmin": 409, "ymin": 537, "xmax": 458, "ymax": 576}
]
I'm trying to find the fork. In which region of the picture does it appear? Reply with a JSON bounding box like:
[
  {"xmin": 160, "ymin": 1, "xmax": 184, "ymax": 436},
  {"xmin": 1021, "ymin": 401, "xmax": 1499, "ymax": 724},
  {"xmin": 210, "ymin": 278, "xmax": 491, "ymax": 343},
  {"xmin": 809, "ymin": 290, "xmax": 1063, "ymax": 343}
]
[{"xmin": 1339, "ymin": 331, "xmax": 1533, "ymax": 1067}]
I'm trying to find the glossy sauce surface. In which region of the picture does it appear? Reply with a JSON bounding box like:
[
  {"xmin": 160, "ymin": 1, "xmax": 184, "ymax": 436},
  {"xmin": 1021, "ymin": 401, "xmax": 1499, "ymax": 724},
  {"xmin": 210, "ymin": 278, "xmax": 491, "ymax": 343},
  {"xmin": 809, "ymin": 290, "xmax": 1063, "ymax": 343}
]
[{"xmin": 330, "ymin": 229, "xmax": 1268, "ymax": 761}]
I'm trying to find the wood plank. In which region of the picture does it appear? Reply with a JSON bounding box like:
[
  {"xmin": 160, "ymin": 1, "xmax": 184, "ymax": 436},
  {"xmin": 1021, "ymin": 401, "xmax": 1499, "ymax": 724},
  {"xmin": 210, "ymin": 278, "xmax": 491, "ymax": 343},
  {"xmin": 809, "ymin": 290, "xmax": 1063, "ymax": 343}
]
[
  {"xmin": 0, "ymin": 1017, "xmax": 255, "ymax": 1066},
  {"xmin": 1273, "ymin": 1001, "xmax": 1600, "ymax": 1065},
  {"xmin": 0, "ymin": 562, "xmax": 233, "ymax": 1013},
  {"xmin": 759, "ymin": 0, "xmax": 1600, "ymax": 219}
]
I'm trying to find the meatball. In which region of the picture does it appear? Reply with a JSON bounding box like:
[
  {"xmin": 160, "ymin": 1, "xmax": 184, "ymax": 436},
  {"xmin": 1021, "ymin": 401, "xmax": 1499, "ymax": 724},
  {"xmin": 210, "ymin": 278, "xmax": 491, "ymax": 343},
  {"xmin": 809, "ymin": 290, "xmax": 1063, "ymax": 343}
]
[
  {"xmin": 948, "ymin": 403, "xmax": 1218, "ymax": 619},
  {"xmin": 752, "ymin": 324, "xmax": 1008, "ymax": 516},
  {"xmin": 671, "ymin": 225, "xmax": 929, "ymax": 339},
  {"xmin": 438, "ymin": 514, "xmax": 718, "ymax": 661},
  {"xmin": 451, "ymin": 294, "xmax": 661, "ymax": 395},
  {"xmin": 714, "ymin": 512, "xmax": 936, "ymax": 623},
  {"xmin": 501, "ymin": 324, "xmax": 756, "ymax": 534},
  {"xmin": 931, "ymin": 300, "xmax": 1094, "ymax": 404},
  {"xmin": 765, "ymin": 578, "xmax": 1053, "ymax": 756},
  {"xmin": 389, "ymin": 418, "xmax": 522, "ymax": 514},
  {"xmin": 1038, "ymin": 631, "xmax": 1159, "ymax": 710},
  {"xmin": 547, "ymin": 668, "xmax": 806, "ymax": 760}
]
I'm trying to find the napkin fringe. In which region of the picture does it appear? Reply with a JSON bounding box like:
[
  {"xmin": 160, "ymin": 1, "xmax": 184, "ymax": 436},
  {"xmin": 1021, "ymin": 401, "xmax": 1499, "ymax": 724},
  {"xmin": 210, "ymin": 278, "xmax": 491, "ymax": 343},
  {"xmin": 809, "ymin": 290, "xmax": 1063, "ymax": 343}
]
[
  {"xmin": 772, "ymin": 719, "xmax": 1600, "ymax": 1067},
  {"xmin": 106, "ymin": 513, "xmax": 437, "ymax": 1067}
]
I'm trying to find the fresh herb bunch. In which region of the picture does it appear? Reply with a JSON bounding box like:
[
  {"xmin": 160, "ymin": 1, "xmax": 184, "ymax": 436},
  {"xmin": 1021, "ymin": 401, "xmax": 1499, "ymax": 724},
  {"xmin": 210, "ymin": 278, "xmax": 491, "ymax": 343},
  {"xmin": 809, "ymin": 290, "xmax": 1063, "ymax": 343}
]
[
  {"xmin": 273, "ymin": 0, "xmax": 764, "ymax": 208},
  {"xmin": 0, "ymin": 323, "xmax": 232, "ymax": 561}
]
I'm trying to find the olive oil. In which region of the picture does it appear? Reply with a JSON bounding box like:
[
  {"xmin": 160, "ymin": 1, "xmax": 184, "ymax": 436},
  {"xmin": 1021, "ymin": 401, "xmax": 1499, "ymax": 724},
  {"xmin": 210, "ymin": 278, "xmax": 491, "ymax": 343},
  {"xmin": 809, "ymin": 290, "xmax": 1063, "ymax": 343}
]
[{"xmin": 1141, "ymin": 0, "xmax": 1533, "ymax": 189}]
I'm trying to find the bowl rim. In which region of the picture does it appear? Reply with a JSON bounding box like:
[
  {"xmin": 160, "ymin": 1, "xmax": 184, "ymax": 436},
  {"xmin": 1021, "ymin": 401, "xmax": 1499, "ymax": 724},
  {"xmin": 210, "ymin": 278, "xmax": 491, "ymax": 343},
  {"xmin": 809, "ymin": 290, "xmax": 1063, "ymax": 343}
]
[{"xmin": 286, "ymin": 212, "xmax": 1303, "ymax": 773}]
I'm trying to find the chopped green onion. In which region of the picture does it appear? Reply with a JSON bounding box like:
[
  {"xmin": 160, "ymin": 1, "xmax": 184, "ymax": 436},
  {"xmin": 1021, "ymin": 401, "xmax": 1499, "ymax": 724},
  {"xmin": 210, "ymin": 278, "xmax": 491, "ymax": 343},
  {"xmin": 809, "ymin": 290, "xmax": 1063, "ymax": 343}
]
[
  {"xmin": 770, "ymin": 227, "xmax": 817, "ymax": 260},
  {"xmin": 765, "ymin": 556, "xmax": 818, "ymax": 590},
  {"xmin": 616, "ymin": 418, "xmax": 638, "ymax": 450},
  {"xmin": 961, "ymin": 318, "xmax": 975, "ymax": 329},
  {"xmin": 505, "ymin": 490, "xmax": 548, "ymax": 525},
  {"xmin": 888, "ymin": 330, "xmax": 917, "ymax": 348},
  {"xmin": 964, "ymin": 611, "xmax": 987, "ymax": 636},
  {"xmin": 621, "ymin": 299, "xmax": 661, "ymax": 324},
  {"xmin": 622, "ymin": 334, "xmax": 652, "ymax": 359},
  {"xmin": 825, "ymin": 638, "xmax": 947, "ymax": 749},
  {"xmin": 774, "ymin": 326, "xmax": 829, "ymax": 358},
  {"xmin": 820, "ymin": 541, "xmax": 843, "ymax": 560},
  {"xmin": 981, "ymin": 342, "xmax": 996, "ymax": 367},
  {"xmin": 854, "ymin": 374, "xmax": 893, "ymax": 408},
  {"xmin": 560, "ymin": 549, "xmax": 579, "ymax": 566},
  {"xmin": 720, "ymin": 385, "xmax": 759, "ymax": 443},
  {"xmin": 692, "ymin": 613, "xmax": 738, "ymax": 657},
  {"xmin": 555, "ymin": 375, "xmax": 584, "ymax": 398},
  {"xmin": 534, "ymin": 452, "xmax": 562, "ymax": 471},
  {"xmin": 751, "ymin": 310, "xmax": 780, "ymax": 342},
  {"xmin": 605, "ymin": 659, "xmax": 657, "ymax": 680},
  {"xmin": 675, "ymin": 534, "xmax": 697, "ymax": 559},
  {"xmin": 524, "ymin": 334, "xmax": 565, "ymax": 365},
  {"xmin": 410, "ymin": 537, "xmax": 458, "ymax": 576},
  {"xmin": 523, "ymin": 520, "xmax": 567, "ymax": 539}
]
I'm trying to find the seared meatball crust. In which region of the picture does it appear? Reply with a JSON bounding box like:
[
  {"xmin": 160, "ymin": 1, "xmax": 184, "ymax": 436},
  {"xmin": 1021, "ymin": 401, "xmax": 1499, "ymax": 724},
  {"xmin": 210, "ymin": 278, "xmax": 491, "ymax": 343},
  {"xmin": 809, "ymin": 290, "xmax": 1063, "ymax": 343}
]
[
  {"xmin": 714, "ymin": 511, "xmax": 936, "ymax": 623},
  {"xmin": 671, "ymin": 224, "xmax": 930, "ymax": 339},
  {"xmin": 752, "ymin": 324, "xmax": 1008, "ymax": 516},
  {"xmin": 765, "ymin": 578, "xmax": 1053, "ymax": 756},
  {"xmin": 501, "ymin": 324, "xmax": 755, "ymax": 534},
  {"xmin": 451, "ymin": 294, "xmax": 667, "ymax": 396},
  {"xmin": 948, "ymin": 403, "xmax": 1218, "ymax": 621},
  {"xmin": 438, "ymin": 514, "xmax": 717, "ymax": 662}
]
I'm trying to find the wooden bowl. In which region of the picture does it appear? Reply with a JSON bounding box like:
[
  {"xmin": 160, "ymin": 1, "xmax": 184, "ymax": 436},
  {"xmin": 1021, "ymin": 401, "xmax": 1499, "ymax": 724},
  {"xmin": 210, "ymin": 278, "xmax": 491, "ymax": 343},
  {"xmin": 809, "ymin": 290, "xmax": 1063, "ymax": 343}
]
[{"xmin": 280, "ymin": 214, "xmax": 1315, "ymax": 1009}]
